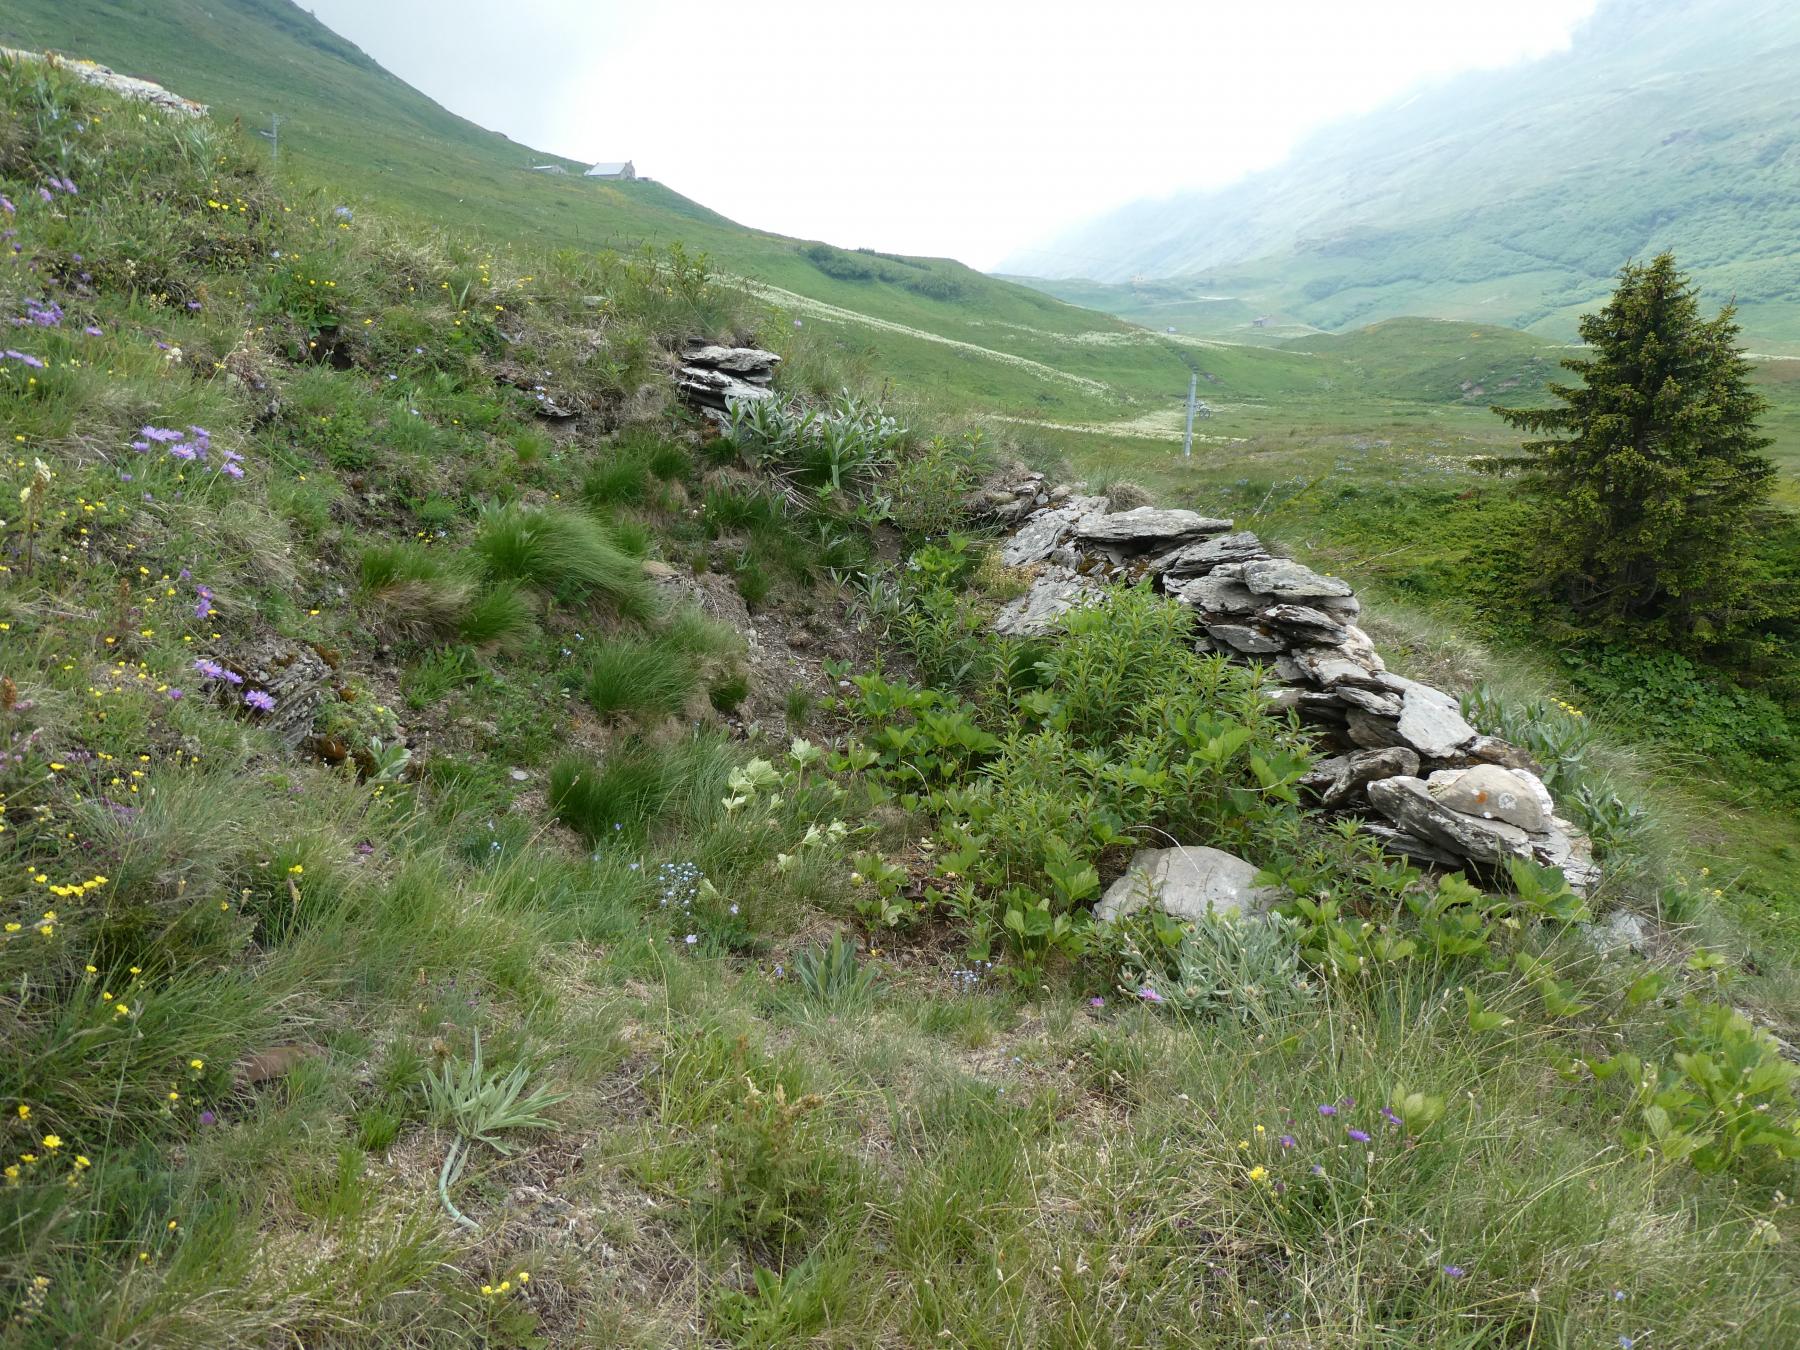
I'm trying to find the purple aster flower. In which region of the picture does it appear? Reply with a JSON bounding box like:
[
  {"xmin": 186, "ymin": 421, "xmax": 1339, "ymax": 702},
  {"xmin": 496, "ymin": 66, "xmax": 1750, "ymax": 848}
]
[
  {"xmin": 169, "ymin": 443, "xmax": 197, "ymax": 460},
  {"xmin": 1318, "ymin": 1104, "xmax": 1337, "ymax": 1117},
  {"xmin": 1089, "ymin": 997, "xmax": 1104, "ymax": 1008},
  {"xmin": 3, "ymin": 349, "xmax": 44, "ymax": 369},
  {"xmin": 1442, "ymin": 1265, "xmax": 1467, "ymax": 1279},
  {"xmin": 167, "ymin": 688, "xmax": 183, "ymax": 700},
  {"xmin": 1347, "ymin": 1128, "xmax": 1371, "ymax": 1143},
  {"xmin": 1278, "ymin": 1134, "xmax": 1297, "ymax": 1149},
  {"xmin": 194, "ymin": 658, "xmax": 226, "ymax": 680},
  {"xmin": 178, "ymin": 568, "xmax": 191, "ymax": 581},
  {"xmin": 194, "ymin": 586, "xmax": 213, "ymax": 619},
  {"xmin": 84, "ymin": 325, "xmax": 102, "ymax": 336},
  {"xmin": 1382, "ymin": 1106, "xmax": 1403, "ymax": 1127},
  {"xmin": 186, "ymin": 300, "xmax": 202, "ymax": 311},
  {"xmin": 199, "ymin": 1110, "xmax": 217, "ymax": 1126},
  {"xmin": 1339, "ymin": 1096, "xmax": 1356, "ymax": 1110},
  {"xmin": 0, "ymin": 195, "xmax": 12, "ymax": 215},
  {"xmin": 37, "ymin": 187, "xmax": 52, "ymax": 204},
  {"xmin": 221, "ymin": 461, "xmax": 244, "ymax": 479},
  {"xmin": 244, "ymin": 690, "xmax": 276, "ymax": 713},
  {"xmin": 140, "ymin": 425, "xmax": 184, "ymax": 442},
  {"xmin": 1138, "ymin": 986, "xmax": 1162, "ymax": 1004}
]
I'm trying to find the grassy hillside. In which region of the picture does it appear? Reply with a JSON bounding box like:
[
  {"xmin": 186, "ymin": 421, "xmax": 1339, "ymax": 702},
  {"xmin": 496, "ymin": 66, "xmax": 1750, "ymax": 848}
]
[
  {"xmin": 5, "ymin": 65, "xmax": 1800, "ymax": 1348},
  {"xmin": 0, "ymin": 0, "xmax": 1209, "ymax": 426},
  {"xmin": 1011, "ymin": 0, "xmax": 1800, "ymax": 348}
]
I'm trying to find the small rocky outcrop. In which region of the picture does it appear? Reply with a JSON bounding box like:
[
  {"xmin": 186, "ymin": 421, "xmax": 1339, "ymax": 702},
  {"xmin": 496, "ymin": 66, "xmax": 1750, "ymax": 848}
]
[
  {"xmin": 984, "ymin": 486, "xmax": 1602, "ymax": 894},
  {"xmin": 1094, "ymin": 846, "xmax": 1282, "ymax": 923},
  {"xmin": 675, "ymin": 343, "xmax": 780, "ymax": 418}
]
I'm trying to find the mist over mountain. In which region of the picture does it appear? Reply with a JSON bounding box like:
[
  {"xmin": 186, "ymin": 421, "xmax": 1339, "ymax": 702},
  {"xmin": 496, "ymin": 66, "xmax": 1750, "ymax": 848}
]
[{"xmin": 1007, "ymin": 0, "xmax": 1800, "ymax": 341}]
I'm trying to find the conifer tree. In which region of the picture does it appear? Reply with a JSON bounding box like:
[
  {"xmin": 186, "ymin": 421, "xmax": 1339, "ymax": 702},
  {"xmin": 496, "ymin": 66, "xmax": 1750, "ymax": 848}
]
[{"xmin": 1491, "ymin": 252, "xmax": 1774, "ymax": 641}]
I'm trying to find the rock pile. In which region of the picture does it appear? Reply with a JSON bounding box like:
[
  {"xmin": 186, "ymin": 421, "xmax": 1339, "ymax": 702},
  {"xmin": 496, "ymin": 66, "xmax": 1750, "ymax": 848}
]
[
  {"xmin": 675, "ymin": 343, "xmax": 780, "ymax": 419},
  {"xmin": 979, "ymin": 473, "xmax": 1599, "ymax": 892}
]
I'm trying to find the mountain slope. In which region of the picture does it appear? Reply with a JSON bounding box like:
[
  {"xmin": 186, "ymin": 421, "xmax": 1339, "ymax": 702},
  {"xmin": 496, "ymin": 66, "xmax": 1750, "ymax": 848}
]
[
  {"xmin": 1008, "ymin": 0, "xmax": 1800, "ymax": 345},
  {"xmin": 0, "ymin": 0, "xmax": 1193, "ymax": 420}
]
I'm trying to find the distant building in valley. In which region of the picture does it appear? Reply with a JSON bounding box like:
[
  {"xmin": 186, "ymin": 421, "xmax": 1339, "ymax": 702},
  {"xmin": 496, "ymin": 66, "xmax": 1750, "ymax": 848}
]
[{"xmin": 585, "ymin": 161, "xmax": 637, "ymax": 180}]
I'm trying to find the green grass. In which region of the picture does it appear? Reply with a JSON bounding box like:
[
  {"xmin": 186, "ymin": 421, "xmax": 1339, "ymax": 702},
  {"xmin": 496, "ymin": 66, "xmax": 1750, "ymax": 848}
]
[
  {"xmin": 580, "ymin": 636, "xmax": 699, "ymax": 723},
  {"xmin": 3, "ymin": 35, "xmax": 1799, "ymax": 1350}
]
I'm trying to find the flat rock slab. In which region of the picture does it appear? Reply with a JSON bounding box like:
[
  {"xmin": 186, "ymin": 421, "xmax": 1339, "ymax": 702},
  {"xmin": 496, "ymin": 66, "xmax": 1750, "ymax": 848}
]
[
  {"xmin": 1095, "ymin": 845, "xmax": 1281, "ymax": 923},
  {"xmin": 1153, "ymin": 530, "xmax": 1267, "ymax": 577},
  {"xmin": 1395, "ymin": 684, "xmax": 1477, "ymax": 758},
  {"xmin": 993, "ymin": 567, "xmax": 1104, "ymax": 636},
  {"xmin": 1171, "ymin": 572, "xmax": 1260, "ymax": 616},
  {"xmin": 1074, "ymin": 507, "xmax": 1233, "ymax": 547},
  {"xmin": 1366, "ymin": 775, "xmax": 1533, "ymax": 866},
  {"xmin": 1000, "ymin": 496, "xmax": 1107, "ymax": 566},
  {"xmin": 1240, "ymin": 557, "xmax": 1355, "ymax": 600},
  {"xmin": 682, "ymin": 345, "xmax": 781, "ymax": 376},
  {"xmin": 1205, "ymin": 623, "xmax": 1287, "ymax": 654}
]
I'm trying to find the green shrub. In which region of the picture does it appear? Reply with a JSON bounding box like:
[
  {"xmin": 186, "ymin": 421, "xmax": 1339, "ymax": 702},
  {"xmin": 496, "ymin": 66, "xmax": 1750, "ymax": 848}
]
[
  {"xmin": 582, "ymin": 637, "xmax": 699, "ymax": 722},
  {"xmin": 472, "ymin": 504, "xmax": 655, "ymax": 617}
]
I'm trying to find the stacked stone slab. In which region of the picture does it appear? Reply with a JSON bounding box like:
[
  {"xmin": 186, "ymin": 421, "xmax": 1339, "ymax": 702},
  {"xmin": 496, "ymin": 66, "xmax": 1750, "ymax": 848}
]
[
  {"xmin": 982, "ymin": 490, "xmax": 1599, "ymax": 892},
  {"xmin": 674, "ymin": 343, "xmax": 780, "ymax": 419}
]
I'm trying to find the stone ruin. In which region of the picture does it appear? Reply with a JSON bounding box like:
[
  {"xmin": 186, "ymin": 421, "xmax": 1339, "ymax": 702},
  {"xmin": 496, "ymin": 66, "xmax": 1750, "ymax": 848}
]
[
  {"xmin": 978, "ymin": 471, "xmax": 1600, "ymax": 896},
  {"xmin": 675, "ymin": 343, "xmax": 780, "ymax": 420}
]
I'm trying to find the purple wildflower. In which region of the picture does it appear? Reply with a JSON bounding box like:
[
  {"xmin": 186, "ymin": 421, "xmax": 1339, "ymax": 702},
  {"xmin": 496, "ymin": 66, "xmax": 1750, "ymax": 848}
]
[
  {"xmin": 194, "ymin": 586, "xmax": 213, "ymax": 619},
  {"xmin": 1278, "ymin": 1134, "xmax": 1297, "ymax": 1149},
  {"xmin": 84, "ymin": 325, "xmax": 102, "ymax": 337},
  {"xmin": 683, "ymin": 933, "xmax": 698, "ymax": 946},
  {"xmin": 221, "ymin": 461, "xmax": 244, "ymax": 479},
  {"xmin": 139, "ymin": 426, "xmax": 184, "ymax": 443},
  {"xmin": 2, "ymin": 349, "xmax": 44, "ymax": 368},
  {"xmin": 333, "ymin": 205, "xmax": 353, "ymax": 221},
  {"xmin": 194, "ymin": 658, "xmax": 226, "ymax": 680},
  {"xmin": 37, "ymin": 187, "xmax": 52, "ymax": 204},
  {"xmin": 0, "ymin": 195, "xmax": 12, "ymax": 215},
  {"xmin": 1138, "ymin": 986, "xmax": 1163, "ymax": 1004},
  {"xmin": 1089, "ymin": 996, "xmax": 1104, "ymax": 1008},
  {"xmin": 1381, "ymin": 1106, "xmax": 1403, "ymax": 1127},
  {"xmin": 1347, "ymin": 1128, "xmax": 1371, "ymax": 1143},
  {"xmin": 1442, "ymin": 1265, "xmax": 1467, "ymax": 1279},
  {"xmin": 198, "ymin": 1110, "xmax": 217, "ymax": 1126},
  {"xmin": 169, "ymin": 443, "xmax": 197, "ymax": 460},
  {"xmin": 244, "ymin": 690, "xmax": 276, "ymax": 713},
  {"xmin": 167, "ymin": 688, "xmax": 183, "ymax": 701},
  {"xmin": 186, "ymin": 300, "xmax": 202, "ymax": 311},
  {"xmin": 1318, "ymin": 1104, "xmax": 1337, "ymax": 1117}
]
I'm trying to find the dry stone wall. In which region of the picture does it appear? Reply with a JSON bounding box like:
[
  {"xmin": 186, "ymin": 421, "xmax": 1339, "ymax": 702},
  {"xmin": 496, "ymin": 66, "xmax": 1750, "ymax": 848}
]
[{"xmin": 978, "ymin": 470, "xmax": 1600, "ymax": 893}]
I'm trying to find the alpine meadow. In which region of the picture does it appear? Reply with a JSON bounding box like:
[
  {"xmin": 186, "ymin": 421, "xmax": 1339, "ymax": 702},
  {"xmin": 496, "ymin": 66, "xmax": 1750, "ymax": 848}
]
[{"xmin": 1, "ymin": 1, "xmax": 1798, "ymax": 1347}]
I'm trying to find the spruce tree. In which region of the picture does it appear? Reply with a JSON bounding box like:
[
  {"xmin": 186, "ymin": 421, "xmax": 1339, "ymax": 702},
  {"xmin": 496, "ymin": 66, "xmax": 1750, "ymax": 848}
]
[{"xmin": 1491, "ymin": 252, "xmax": 1775, "ymax": 641}]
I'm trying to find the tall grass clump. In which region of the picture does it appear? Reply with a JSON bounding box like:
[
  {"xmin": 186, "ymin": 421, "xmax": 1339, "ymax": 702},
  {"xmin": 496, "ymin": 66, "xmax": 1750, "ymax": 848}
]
[
  {"xmin": 357, "ymin": 540, "xmax": 476, "ymax": 640},
  {"xmin": 457, "ymin": 581, "xmax": 536, "ymax": 648},
  {"xmin": 581, "ymin": 635, "xmax": 699, "ymax": 722},
  {"xmin": 548, "ymin": 750, "xmax": 674, "ymax": 843},
  {"xmin": 472, "ymin": 503, "xmax": 655, "ymax": 618}
]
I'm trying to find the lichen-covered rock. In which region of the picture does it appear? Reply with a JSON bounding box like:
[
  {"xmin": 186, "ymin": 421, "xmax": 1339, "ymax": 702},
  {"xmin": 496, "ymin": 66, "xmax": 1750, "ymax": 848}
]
[
  {"xmin": 999, "ymin": 496, "xmax": 1107, "ymax": 566},
  {"xmin": 1152, "ymin": 530, "xmax": 1269, "ymax": 577},
  {"xmin": 1395, "ymin": 683, "xmax": 1477, "ymax": 758},
  {"xmin": 992, "ymin": 567, "xmax": 1104, "ymax": 636},
  {"xmin": 1073, "ymin": 507, "xmax": 1233, "ymax": 548},
  {"xmin": 1366, "ymin": 775, "xmax": 1533, "ymax": 865},
  {"xmin": 1426, "ymin": 764, "xmax": 1548, "ymax": 832},
  {"xmin": 1095, "ymin": 846, "xmax": 1281, "ymax": 923},
  {"xmin": 1240, "ymin": 557, "xmax": 1355, "ymax": 600},
  {"xmin": 1205, "ymin": 623, "xmax": 1286, "ymax": 654},
  {"xmin": 1170, "ymin": 572, "xmax": 1260, "ymax": 616}
]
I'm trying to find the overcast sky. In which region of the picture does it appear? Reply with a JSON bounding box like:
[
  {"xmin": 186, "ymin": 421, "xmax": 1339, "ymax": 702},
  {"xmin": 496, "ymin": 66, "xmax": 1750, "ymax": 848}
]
[{"xmin": 302, "ymin": 0, "xmax": 1600, "ymax": 271}]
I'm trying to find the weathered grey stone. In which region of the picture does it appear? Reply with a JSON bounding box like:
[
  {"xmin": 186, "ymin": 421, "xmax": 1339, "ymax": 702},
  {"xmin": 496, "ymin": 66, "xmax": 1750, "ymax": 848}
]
[
  {"xmin": 992, "ymin": 567, "xmax": 1103, "ymax": 636},
  {"xmin": 675, "ymin": 364, "xmax": 776, "ymax": 411},
  {"xmin": 1240, "ymin": 557, "xmax": 1356, "ymax": 601},
  {"xmin": 1366, "ymin": 775, "xmax": 1534, "ymax": 865},
  {"xmin": 1463, "ymin": 735, "xmax": 1541, "ymax": 773},
  {"xmin": 1346, "ymin": 708, "xmax": 1407, "ymax": 749},
  {"xmin": 681, "ymin": 344, "xmax": 781, "ymax": 377},
  {"xmin": 1262, "ymin": 686, "xmax": 1306, "ymax": 713},
  {"xmin": 1172, "ymin": 573, "xmax": 1260, "ymax": 616},
  {"xmin": 1584, "ymin": 910, "xmax": 1651, "ymax": 957},
  {"xmin": 1334, "ymin": 684, "xmax": 1405, "ymax": 718},
  {"xmin": 1271, "ymin": 655, "xmax": 1308, "ymax": 684},
  {"xmin": 1300, "ymin": 746, "xmax": 1421, "ymax": 807},
  {"xmin": 1297, "ymin": 691, "xmax": 1351, "ymax": 724},
  {"xmin": 1205, "ymin": 623, "xmax": 1287, "ymax": 654},
  {"xmin": 1359, "ymin": 822, "xmax": 1466, "ymax": 868},
  {"xmin": 999, "ymin": 496, "xmax": 1106, "ymax": 566},
  {"xmin": 1095, "ymin": 846, "xmax": 1281, "ymax": 923},
  {"xmin": 1426, "ymin": 764, "xmax": 1549, "ymax": 832},
  {"xmin": 1152, "ymin": 530, "xmax": 1268, "ymax": 577},
  {"xmin": 1259, "ymin": 604, "xmax": 1349, "ymax": 644},
  {"xmin": 1395, "ymin": 685, "xmax": 1477, "ymax": 758},
  {"xmin": 1534, "ymin": 814, "xmax": 1601, "ymax": 894},
  {"xmin": 1074, "ymin": 507, "xmax": 1233, "ymax": 547}
]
